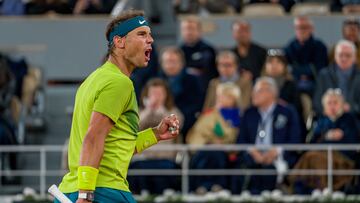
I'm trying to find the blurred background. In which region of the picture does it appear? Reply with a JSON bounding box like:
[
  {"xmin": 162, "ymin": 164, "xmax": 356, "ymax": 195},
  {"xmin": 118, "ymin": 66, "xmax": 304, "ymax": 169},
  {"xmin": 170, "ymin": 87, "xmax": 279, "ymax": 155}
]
[{"xmin": 1, "ymin": 0, "xmax": 360, "ymax": 202}]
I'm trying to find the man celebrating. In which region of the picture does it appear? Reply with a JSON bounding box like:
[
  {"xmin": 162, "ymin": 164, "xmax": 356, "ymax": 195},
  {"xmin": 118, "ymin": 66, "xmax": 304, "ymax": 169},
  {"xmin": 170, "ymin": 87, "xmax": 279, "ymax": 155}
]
[{"xmin": 56, "ymin": 10, "xmax": 180, "ymax": 203}]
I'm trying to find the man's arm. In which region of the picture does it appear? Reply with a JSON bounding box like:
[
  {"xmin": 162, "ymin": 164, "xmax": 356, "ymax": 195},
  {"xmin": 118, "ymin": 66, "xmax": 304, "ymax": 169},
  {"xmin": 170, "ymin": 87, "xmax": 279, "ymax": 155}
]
[{"xmin": 77, "ymin": 111, "xmax": 114, "ymax": 203}]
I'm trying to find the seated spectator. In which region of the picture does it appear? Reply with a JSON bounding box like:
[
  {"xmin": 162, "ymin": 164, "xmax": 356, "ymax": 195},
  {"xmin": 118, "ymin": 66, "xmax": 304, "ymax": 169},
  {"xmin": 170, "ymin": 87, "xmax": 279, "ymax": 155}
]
[
  {"xmin": 331, "ymin": 0, "xmax": 360, "ymax": 13},
  {"xmin": 284, "ymin": 16, "xmax": 328, "ymax": 96},
  {"xmin": 290, "ymin": 89, "xmax": 360, "ymax": 194},
  {"xmin": 203, "ymin": 50, "xmax": 252, "ymax": 112},
  {"xmin": 329, "ymin": 18, "xmax": 360, "ymax": 66},
  {"xmin": 159, "ymin": 47, "xmax": 203, "ymax": 140},
  {"xmin": 128, "ymin": 78, "xmax": 184, "ymax": 194},
  {"xmin": 71, "ymin": 0, "xmax": 117, "ymax": 14},
  {"xmin": 179, "ymin": 16, "xmax": 217, "ymax": 91},
  {"xmin": 314, "ymin": 40, "xmax": 360, "ymax": 118},
  {"xmin": 0, "ymin": 55, "xmax": 18, "ymax": 184},
  {"xmin": 187, "ymin": 82, "xmax": 240, "ymax": 194},
  {"xmin": 263, "ymin": 49, "xmax": 303, "ymax": 124},
  {"xmin": 0, "ymin": 56, "xmax": 17, "ymax": 145},
  {"xmin": 231, "ymin": 77, "xmax": 301, "ymax": 194},
  {"xmin": 248, "ymin": 0, "xmax": 297, "ymax": 12},
  {"xmin": 231, "ymin": 20, "xmax": 267, "ymax": 81},
  {"xmin": 25, "ymin": 0, "xmax": 72, "ymax": 15}
]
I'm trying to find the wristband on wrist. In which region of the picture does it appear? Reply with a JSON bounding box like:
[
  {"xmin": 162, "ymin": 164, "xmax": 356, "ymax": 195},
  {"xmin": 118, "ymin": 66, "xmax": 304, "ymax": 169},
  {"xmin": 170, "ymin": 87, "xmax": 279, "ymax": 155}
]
[
  {"xmin": 77, "ymin": 166, "xmax": 99, "ymax": 191},
  {"xmin": 136, "ymin": 128, "xmax": 158, "ymax": 153}
]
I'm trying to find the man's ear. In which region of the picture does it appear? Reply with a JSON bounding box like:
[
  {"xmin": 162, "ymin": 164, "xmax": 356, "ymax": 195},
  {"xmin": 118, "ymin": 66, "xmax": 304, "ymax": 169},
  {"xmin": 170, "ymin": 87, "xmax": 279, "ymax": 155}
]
[{"xmin": 113, "ymin": 36, "xmax": 126, "ymax": 49}]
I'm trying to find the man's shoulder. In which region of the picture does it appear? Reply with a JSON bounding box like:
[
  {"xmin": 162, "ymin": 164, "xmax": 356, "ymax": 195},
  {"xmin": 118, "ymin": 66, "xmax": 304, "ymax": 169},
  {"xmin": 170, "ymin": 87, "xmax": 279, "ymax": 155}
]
[
  {"xmin": 198, "ymin": 39, "xmax": 216, "ymax": 51},
  {"xmin": 91, "ymin": 67, "xmax": 133, "ymax": 89},
  {"xmin": 312, "ymin": 36, "xmax": 327, "ymax": 47}
]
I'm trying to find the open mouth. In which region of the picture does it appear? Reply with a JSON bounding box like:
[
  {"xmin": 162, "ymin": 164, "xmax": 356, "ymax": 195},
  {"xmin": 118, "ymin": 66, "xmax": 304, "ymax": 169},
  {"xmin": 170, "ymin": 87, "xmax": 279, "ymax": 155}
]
[{"xmin": 145, "ymin": 48, "xmax": 152, "ymax": 62}]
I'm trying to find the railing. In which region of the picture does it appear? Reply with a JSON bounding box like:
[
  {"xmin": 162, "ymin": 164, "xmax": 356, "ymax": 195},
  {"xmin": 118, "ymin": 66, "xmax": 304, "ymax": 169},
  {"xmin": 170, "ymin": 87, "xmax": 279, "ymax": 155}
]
[{"xmin": 1, "ymin": 144, "xmax": 360, "ymax": 198}]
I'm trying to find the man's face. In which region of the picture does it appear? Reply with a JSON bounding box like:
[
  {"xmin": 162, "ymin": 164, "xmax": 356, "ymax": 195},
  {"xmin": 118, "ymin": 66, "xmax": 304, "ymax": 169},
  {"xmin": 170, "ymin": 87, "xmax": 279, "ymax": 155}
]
[
  {"xmin": 161, "ymin": 51, "xmax": 183, "ymax": 76},
  {"xmin": 217, "ymin": 56, "xmax": 237, "ymax": 78},
  {"xmin": 335, "ymin": 44, "xmax": 355, "ymax": 70},
  {"xmin": 123, "ymin": 26, "xmax": 153, "ymax": 68},
  {"xmin": 180, "ymin": 20, "xmax": 201, "ymax": 45},
  {"xmin": 265, "ymin": 57, "xmax": 286, "ymax": 77},
  {"xmin": 252, "ymin": 82, "xmax": 274, "ymax": 107},
  {"xmin": 343, "ymin": 24, "xmax": 360, "ymax": 43},
  {"xmin": 294, "ymin": 18, "xmax": 313, "ymax": 43},
  {"xmin": 232, "ymin": 22, "xmax": 251, "ymax": 45}
]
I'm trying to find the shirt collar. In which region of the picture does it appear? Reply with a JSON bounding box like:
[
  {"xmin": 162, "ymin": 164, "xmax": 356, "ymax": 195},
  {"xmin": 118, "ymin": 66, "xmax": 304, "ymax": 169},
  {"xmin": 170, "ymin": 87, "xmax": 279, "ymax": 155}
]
[{"xmin": 259, "ymin": 103, "xmax": 276, "ymax": 119}]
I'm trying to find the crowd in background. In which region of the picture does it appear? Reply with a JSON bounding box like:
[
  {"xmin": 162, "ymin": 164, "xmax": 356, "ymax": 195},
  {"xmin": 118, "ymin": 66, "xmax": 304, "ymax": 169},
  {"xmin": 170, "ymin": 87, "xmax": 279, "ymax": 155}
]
[
  {"xmin": 128, "ymin": 16, "xmax": 360, "ymax": 195},
  {"xmin": 1, "ymin": 0, "xmax": 360, "ymax": 16}
]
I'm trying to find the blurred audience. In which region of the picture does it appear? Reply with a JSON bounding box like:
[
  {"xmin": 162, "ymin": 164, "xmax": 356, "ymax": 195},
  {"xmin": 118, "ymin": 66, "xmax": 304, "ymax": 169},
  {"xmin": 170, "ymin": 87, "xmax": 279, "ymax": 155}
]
[
  {"xmin": 231, "ymin": 20, "xmax": 267, "ymax": 81},
  {"xmin": 248, "ymin": 0, "xmax": 297, "ymax": 13},
  {"xmin": 284, "ymin": 16, "xmax": 328, "ymax": 96},
  {"xmin": 0, "ymin": 55, "xmax": 18, "ymax": 184},
  {"xmin": 203, "ymin": 50, "xmax": 252, "ymax": 112},
  {"xmin": 231, "ymin": 77, "xmax": 301, "ymax": 194},
  {"xmin": 330, "ymin": 18, "xmax": 360, "ymax": 66},
  {"xmin": 25, "ymin": 0, "xmax": 72, "ymax": 15},
  {"xmin": 263, "ymin": 49, "xmax": 304, "ymax": 126},
  {"xmin": 179, "ymin": 16, "xmax": 217, "ymax": 91},
  {"xmin": 128, "ymin": 78, "xmax": 183, "ymax": 194},
  {"xmin": 187, "ymin": 82, "xmax": 240, "ymax": 194},
  {"xmin": 314, "ymin": 40, "xmax": 360, "ymax": 118},
  {"xmin": 70, "ymin": 0, "xmax": 117, "ymax": 14},
  {"xmin": 0, "ymin": 0, "xmax": 26, "ymax": 15},
  {"xmin": 290, "ymin": 89, "xmax": 360, "ymax": 194},
  {"xmin": 331, "ymin": 0, "xmax": 360, "ymax": 13},
  {"xmin": 159, "ymin": 47, "xmax": 203, "ymax": 140},
  {"xmin": 173, "ymin": 0, "xmax": 238, "ymax": 15}
]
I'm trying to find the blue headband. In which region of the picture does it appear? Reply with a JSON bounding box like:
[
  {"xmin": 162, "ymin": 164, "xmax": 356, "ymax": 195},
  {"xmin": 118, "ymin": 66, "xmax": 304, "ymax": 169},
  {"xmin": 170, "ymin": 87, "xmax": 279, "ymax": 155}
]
[{"xmin": 108, "ymin": 16, "xmax": 149, "ymax": 44}]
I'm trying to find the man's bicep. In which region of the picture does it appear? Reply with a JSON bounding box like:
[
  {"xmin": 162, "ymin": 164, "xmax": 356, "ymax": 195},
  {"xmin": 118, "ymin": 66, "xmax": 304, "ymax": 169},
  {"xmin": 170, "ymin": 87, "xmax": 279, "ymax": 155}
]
[{"xmin": 87, "ymin": 111, "xmax": 114, "ymax": 140}]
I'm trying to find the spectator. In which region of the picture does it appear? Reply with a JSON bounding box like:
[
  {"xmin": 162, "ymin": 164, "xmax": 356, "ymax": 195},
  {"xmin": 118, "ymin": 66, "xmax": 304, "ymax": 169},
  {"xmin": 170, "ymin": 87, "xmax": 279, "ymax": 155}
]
[
  {"xmin": 331, "ymin": 0, "xmax": 360, "ymax": 13},
  {"xmin": 329, "ymin": 18, "xmax": 360, "ymax": 66},
  {"xmin": 248, "ymin": 0, "xmax": 297, "ymax": 13},
  {"xmin": 159, "ymin": 47, "xmax": 203, "ymax": 140},
  {"xmin": 231, "ymin": 20, "xmax": 267, "ymax": 81},
  {"xmin": 0, "ymin": 55, "xmax": 18, "ymax": 184},
  {"xmin": 25, "ymin": 0, "xmax": 72, "ymax": 15},
  {"xmin": 231, "ymin": 77, "xmax": 301, "ymax": 194},
  {"xmin": 70, "ymin": 0, "xmax": 117, "ymax": 14},
  {"xmin": 128, "ymin": 78, "xmax": 184, "ymax": 194},
  {"xmin": 263, "ymin": 49, "xmax": 303, "ymax": 124},
  {"xmin": 290, "ymin": 89, "xmax": 359, "ymax": 194},
  {"xmin": 314, "ymin": 40, "xmax": 360, "ymax": 118},
  {"xmin": 179, "ymin": 16, "xmax": 217, "ymax": 91},
  {"xmin": 284, "ymin": 16, "xmax": 328, "ymax": 96},
  {"xmin": 203, "ymin": 50, "xmax": 252, "ymax": 112},
  {"xmin": 187, "ymin": 82, "xmax": 240, "ymax": 194}
]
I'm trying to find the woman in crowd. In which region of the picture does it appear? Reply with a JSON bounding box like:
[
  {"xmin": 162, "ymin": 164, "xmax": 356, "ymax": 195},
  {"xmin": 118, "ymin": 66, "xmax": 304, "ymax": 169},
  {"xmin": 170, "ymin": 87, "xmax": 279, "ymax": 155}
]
[{"xmin": 290, "ymin": 89, "xmax": 360, "ymax": 194}]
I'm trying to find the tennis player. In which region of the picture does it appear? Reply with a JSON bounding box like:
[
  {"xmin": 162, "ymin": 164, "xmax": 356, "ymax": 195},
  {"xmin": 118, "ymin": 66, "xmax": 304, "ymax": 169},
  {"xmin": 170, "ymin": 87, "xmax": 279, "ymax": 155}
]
[{"xmin": 55, "ymin": 9, "xmax": 180, "ymax": 203}]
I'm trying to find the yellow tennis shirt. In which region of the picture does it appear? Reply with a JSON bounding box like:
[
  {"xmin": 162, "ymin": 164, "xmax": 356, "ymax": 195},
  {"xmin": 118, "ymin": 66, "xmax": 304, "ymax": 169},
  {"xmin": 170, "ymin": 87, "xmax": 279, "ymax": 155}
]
[{"xmin": 59, "ymin": 61, "xmax": 154, "ymax": 193}]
